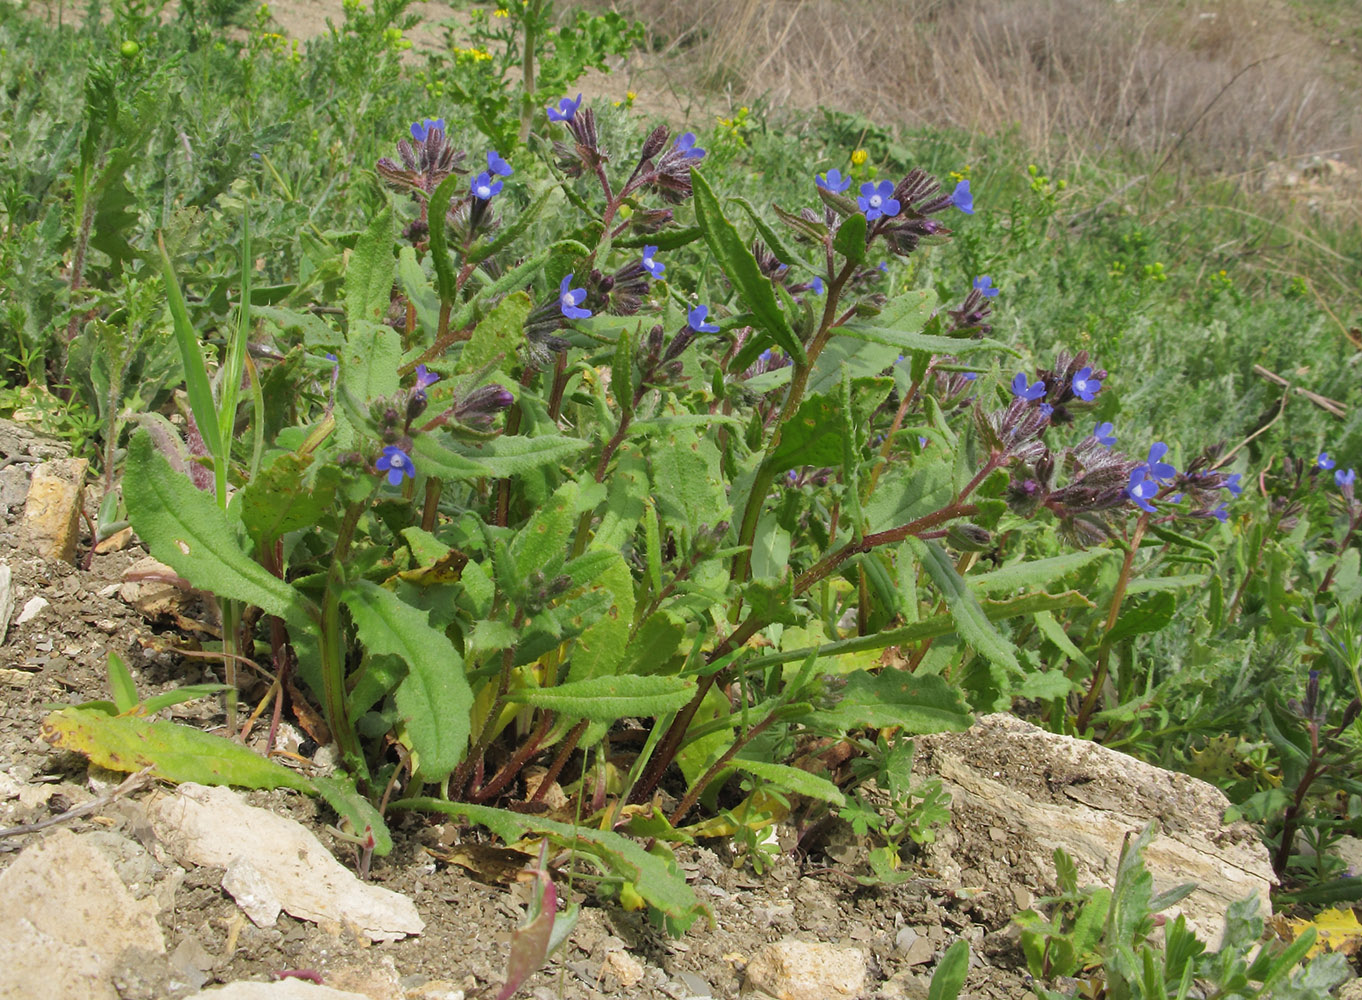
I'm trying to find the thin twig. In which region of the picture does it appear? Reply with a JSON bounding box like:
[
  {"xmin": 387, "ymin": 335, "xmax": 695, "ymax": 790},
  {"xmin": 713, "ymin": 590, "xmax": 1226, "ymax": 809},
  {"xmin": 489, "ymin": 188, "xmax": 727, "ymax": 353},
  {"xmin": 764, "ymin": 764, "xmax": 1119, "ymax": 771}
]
[
  {"xmin": 0, "ymin": 767, "xmax": 155, "ymax": 840},
  {"xmin": 1214, "ymin": 384, "xmax": 1292, "ymax": 470},
  {"xmin": 1251, "ymin": 364, "xmax": 1347, "ymax": 418}
]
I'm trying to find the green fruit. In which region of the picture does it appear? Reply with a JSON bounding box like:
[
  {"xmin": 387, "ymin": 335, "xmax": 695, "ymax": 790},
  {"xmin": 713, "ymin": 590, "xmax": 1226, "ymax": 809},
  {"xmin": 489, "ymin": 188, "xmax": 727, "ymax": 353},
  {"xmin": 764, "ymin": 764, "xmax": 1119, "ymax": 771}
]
[{"xmin": 119, "ymin": 40, "xmax": 140, "ymax": 57}]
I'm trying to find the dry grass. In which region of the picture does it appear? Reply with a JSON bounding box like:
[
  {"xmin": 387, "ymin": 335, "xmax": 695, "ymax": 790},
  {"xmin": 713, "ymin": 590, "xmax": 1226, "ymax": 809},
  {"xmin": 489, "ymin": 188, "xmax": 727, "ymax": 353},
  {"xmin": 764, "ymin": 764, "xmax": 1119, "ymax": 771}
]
[{"xmin": 597, "ymin": 0, "xmax": 1361, "ymax": 169}]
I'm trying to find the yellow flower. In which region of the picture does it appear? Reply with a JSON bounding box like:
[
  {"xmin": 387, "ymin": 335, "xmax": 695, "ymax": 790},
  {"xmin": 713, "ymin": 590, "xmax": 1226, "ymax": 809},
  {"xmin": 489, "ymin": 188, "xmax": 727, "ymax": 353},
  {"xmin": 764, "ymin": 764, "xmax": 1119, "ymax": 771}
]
[
  {"xmin": 493, "ymin": 7, "xmax": 509, "ymax": 16},
  {"xmin": 851, "ymin": 148, "xmax": 867, "ymax": 166}
]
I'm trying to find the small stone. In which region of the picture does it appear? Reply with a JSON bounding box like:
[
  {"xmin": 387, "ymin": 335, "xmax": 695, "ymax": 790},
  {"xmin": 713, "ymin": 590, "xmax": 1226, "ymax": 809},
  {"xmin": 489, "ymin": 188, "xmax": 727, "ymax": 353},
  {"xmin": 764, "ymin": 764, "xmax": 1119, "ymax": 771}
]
[
  {"xmin": 676, "ymin": 970, "xmax": 713, "ymax": 997},
  {"xmin": 743, "ymin": 940, "xmax": 866, "ymax": 1000},
  {"xmin": 0, "ymin": 561, "xmax": 12, "ymax": 644},
  {"xmin": 94, "ymin": 525, "xmax": 135, "ymax": 553},
  {"xmin": 14, "ymin": 595, "xmax": 47, "ymax": 625},
  {"xmin": 902, "ymin": 936, "xmax": 935, "ymax": 966},
  {"xmin": 403, "ymin": 982, "xmax": 466, "ymax": 1000},
  {"xmin": 601, "ymin": 949, "xmax": 646, "ymax": 989},
  {"xmin": 328, "ymin": 956, "xmax": 404, "ymax": 1000},
  {"xmin": 223, "ymin": 857, "xmax": 284, "ymax": 926},
  {"xmin": 21, "ymin": 457, "xmax": 88, "ymax": 563}
]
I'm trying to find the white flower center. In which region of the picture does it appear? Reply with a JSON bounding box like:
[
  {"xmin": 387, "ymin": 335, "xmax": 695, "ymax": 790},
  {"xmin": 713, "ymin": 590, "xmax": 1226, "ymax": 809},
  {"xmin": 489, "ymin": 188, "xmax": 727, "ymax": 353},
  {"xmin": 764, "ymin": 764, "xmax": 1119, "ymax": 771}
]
[{"xmin": 868, "ymin": 194, "xmax": 882, "ymax": 208}]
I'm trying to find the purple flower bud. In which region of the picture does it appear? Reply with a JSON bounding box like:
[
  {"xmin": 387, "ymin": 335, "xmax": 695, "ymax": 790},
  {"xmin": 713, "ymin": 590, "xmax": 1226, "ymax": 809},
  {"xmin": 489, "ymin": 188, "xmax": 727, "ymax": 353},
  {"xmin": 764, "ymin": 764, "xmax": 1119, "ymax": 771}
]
[
  {"xmin": 456, "ymin": 384, "xmax": 515, "ymax": 427},
  {"xmin": 640, "ymin": 124, "xmax": 669, "ymax": 161}
]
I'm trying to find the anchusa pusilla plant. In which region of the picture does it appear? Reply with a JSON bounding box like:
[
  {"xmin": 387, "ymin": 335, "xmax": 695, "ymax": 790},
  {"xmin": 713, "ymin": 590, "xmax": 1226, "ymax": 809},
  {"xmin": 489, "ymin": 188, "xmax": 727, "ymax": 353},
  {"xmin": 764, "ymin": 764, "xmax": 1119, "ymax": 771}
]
[{"xmin": 116, "ymin": 97, "xmax": 1243, "ymax": 932}]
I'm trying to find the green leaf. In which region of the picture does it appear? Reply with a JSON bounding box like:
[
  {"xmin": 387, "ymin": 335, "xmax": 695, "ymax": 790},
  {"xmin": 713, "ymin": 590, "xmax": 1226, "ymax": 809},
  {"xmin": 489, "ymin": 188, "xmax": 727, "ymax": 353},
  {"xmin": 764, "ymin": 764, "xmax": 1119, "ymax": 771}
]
[
  {"xmin": 123, "ymin": 433, "xmax": 309, "ymax": 629},
  {"xmin": 254, "ymin": 305, "xmax": 341, "ymax": 347},
  {"xmin": 690, "ymin": 168, "xmax": 805, "ymax": 364},
  {"xmin": 157, "ymin": 236, "xmax": 223, "ymax": 471},
  {"xmin": 345, "ymin": 207, "xmax": 395, "ymax": 328},
  {"xmin": 769, "ymin": 381, "xmax": 893, "ymax": 475},
  {"xmin": 457, "ymin": 291, "xmax": 532, "ymax": 374},
  {"xmin": 42, "ymin": 707, "xmax": 314, "ymax": 791},
  {"xmin": 928, "ymin": 939, "xmax": 970, "ymax": 1000},
  {"xmin": 911, "ymin": 539, "xmax": 1022, "ymax": 677},
  {"xmin": 340, "ymin": 580, "xmax": 471, "ymax": 781},
  {"xmin": 811, "ymin": 669, "xmax": 972, "ymax": 734},
  {"xmin": 397, "ymin": 246, "xmax": 441, "ymax": 340},
  {"xmin": 140, "ymin": 684, "xmax": 232, "ymax": 715},
  {"xmin": 106, "ymin": 651, "xmax": 139, "ymax": 714},
  {"xmin": 970, "ymin": 550, "xmax": 1117, "ymax": 594},
  {"xmin": 723, "ymin": 758, "xmax": 845, "ymax": 806},
  {"xmin": 426, "ymin": 173, "xmax": 463, "ymax": 304},
  {"xmin": 412, "ymin": 432, "xmax": 591, "ymax": 482},
  {"xmin": 729, "ymin": 197, "xmax": 807, "ymax": 269},
  {"xmin": 646, "ymin": 426, "xmax": 730, "ymax": 537},
  {"xmin": 1104, "ymin": 592, "xmax": 1177, "ymax": 646},
  {"xmin": 504, "ymin": 675, "xmax": 694, "ymax": 721},
  {"xmin": 391, "ymin": 799, "xmax": 709, "ymax": 934},
  {"xmin": 341, "ymin": 321, "xmax": 401, "ymax": 403},
  {"xmin": 468, "ymin": 183, "xmax": 554, "ymax": 265},
  {"xmin": 238, "ymin": 451, "xmax": 335, "ymax": 548},
  {"xmin": 313, "ymin": 774, "xmax": 393, "ymax": 857},
  {"xmin": 832, "ymin": 212, "xmax": 867, "ymax": 264}
]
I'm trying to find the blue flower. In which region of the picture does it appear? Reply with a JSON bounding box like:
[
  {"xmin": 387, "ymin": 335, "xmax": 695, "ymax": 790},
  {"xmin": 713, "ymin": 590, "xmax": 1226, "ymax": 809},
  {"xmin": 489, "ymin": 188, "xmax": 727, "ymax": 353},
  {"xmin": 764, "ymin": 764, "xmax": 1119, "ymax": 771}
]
[
  {"xmin": 471, "ymin": 171, "xmax": 503, "ymax": 200},
  {"xmin": 950, "ymin": 179, "xmax": 974, "ymax": 215},
  {"xmin": 1143, "ymin": 442, "xmax": 1177, "ymax": 482},
  {"xmin": 1010, "ymin": 372, "xmax": 1046, "ymax": 401},
  {"xmin": 809, "ymin": 277, "xmax": 825, "ymax": 295},
  {"xmin": 1336, "ymin": 468, "xmax": 1356, "ymax": 489},
  {"xmin": 1223, "ymin": 473, "xmax": 1242, "ymax": 497},
  {"xmin": 973, "ymin": 275, "xmax": 999, "ymax": 298},
  {"xmin": 547, "ymin": 94, "xmax": 582, "ymax": 122},
  {"xmin": 376, "ymin": 445, "xmax": 416, "ymax": 486},
  {"xmin": 415, "ymin": 364, "xmax": 440, "ymax": 390},
  {"xmin": 1318, "ymin": 451, "xmax": 1336, "ymax": 470},
  {"xmin": 857, "ymin": 180, "xmax": 901, "ymax": 222},
  {"xmin": 688, "ymin": 305, "xmax": 720, "ymax": 333},
  {"xmin": 1212, "ymin": 503, "xmax": 1229, "ymax": 522},
  {"xmin": 1094, "ymin": 421, "xmax": 1116, "ymax": 447},
  {"xmin": 558, "ymin": 274, "xmax": 591, "ymax": 320},
  {"xmin": 1039, "ymin": 403, "xmax": 1054, "ymax": 418},
  {"xmin": 410, "ymin": 117, "xmax": 445, "ymax": 141},
  {"xmin": 1071, "ymin": 366, "xmax": 1103, "ymax": 402},
  {"xmin": 486, "ymin": 150, "xmax": 513, "ymax": 177},
  {"xmin": 1126, "ymin": 469, "xmax": 1158, "ymax": 513},
  {"xmin": 674, "ymin": 132, "xmax": 707, "ymax": 160},
  {"xmin": 962, "ymin": 372, "xmax": 978, "ymax": 381},
  {"xmin": 641, "ymin": 245, "xmax": 665, "ymax": 279},
  {"xmin": 816, "ymin": 169, "xmax": 852, "ymax": 194}
]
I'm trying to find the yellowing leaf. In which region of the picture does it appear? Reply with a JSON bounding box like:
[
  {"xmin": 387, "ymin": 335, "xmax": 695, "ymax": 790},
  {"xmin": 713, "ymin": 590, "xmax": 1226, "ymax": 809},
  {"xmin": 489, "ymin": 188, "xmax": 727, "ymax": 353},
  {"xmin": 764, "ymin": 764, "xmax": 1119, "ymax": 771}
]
[{"xmin": 1280, "ymin": 906, "xmax": 1362, "ymax": 957}]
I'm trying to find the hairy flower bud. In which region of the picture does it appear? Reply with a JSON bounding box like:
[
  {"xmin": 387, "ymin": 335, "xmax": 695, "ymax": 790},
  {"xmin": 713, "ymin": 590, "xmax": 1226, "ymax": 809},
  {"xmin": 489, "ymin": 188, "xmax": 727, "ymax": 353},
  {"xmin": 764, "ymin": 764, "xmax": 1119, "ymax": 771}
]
[
  {"xmin": 640, "ymin": 124, "xmax": 669, "ymax": 162},
  {"xmin": 456, "ymin": 384, "xmax": 515, "ymax": 428}
]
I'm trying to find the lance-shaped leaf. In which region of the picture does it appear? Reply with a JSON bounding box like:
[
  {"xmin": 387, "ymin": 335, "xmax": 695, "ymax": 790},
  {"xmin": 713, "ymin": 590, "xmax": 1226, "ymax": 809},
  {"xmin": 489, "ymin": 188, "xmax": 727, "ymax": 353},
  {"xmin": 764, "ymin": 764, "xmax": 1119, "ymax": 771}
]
[
  {"xmin": 340, "ymin": 580, "xmax": 471, "ymax": 781},
  {"xmin": 239, "ymin": 451, "xmax": 336, "ymax": 549},
  {"xmin": 729, "ymin": 196, "xmax": 807, "ymax": 268},
  {"xmin": 810, "ymin": 669, "xmax": 972, "ymax": 734},
  {"xmin": 969, "ymin": 549, "xmax": 1117, "ymax": 594},
  {"xmin": 392, "ymin": 799, "xmax": 709, "ymax": 934},
  {"xmin": 397, "ymin": 246, "xmax": 441, "ymax": 340},
  {"xmin": 41, "ymin": 707, "xmax": 315, "ymax": 791},
  {"xmin": 411, "ymin": 432, "xmax": 590, "ymax": 481},
  {"xmin": 345, "ymin": 207, "xmax": 395, "ymax": 328},
  {"xmin": 426, "ymin": 173, "xmax": 463, "ymax": 304},
  {"xmin": 690, "ymin": 168, "xmax": 805, "ymax": 364},
  {"xmin": 469, "ymin": 183, "xmax": 554, "ymax": 265},
  {"xmin": 123, "ymin": 432, "xmax": 310, "ymax": 629},
  {"xmin": 722, "ymin": 758, "xmax": 846, "ymax": 806},
  {"xmin": 313, "ymin": 774, "xmax": 394, "ymax": 858},
  {"xmin": 910, "ymin": 538, "xmax": 1022, "ymax": 677},
  {"xmin": 504, "ymin": 675, "xmax": 693, "ymax": 721},
  {"xmin": 457, "ymin": 291, "xmax": 531, "ymax": 374}
]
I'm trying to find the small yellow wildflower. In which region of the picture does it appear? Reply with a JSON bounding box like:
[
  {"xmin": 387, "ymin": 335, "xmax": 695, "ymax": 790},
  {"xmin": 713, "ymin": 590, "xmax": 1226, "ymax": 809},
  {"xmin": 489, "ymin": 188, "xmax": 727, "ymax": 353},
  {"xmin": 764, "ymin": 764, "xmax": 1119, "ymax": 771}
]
[
  {"xmin": 948, "ymin": 165, "xmax": 971, "ymax": 183},
  {"xmin": 493, "ymin": 6, "xmax": 509, "ymax": 16},
  {"xmin": 851, "ymin": 148, "xmax": 868, "ymax": 166}
]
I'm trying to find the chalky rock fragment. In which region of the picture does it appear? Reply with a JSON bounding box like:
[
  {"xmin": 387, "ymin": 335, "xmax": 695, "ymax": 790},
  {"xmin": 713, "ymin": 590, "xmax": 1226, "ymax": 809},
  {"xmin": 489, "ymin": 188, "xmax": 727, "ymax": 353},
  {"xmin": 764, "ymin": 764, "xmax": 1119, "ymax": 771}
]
[
  {"xmin": 0, "ymin": 828, "xmax": 165, "ymax": 1000},
  {"xmin": 21, "ymin": 457, "xmax": 88, "ymax": 562},
  {"xmin": 915, "ymin": 714, "xmax": 1274, "ymax": 947},
  {"xmin": 742, "ymin": 940, "xmax": 867, "ymax": 1000},
  {"xmin": 149, "ymin": 783, "xmax": 424, "ymax": 942}
]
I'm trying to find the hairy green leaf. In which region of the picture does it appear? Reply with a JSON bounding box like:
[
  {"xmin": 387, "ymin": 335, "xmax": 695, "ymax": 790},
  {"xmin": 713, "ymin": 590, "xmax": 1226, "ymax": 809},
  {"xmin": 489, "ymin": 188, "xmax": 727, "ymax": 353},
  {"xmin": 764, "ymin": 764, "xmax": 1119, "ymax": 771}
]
[
  {"xmin": 911, "ymin": 538, "xmax": 1022, "ymax": 676},
  {"xmin": 504, "ymin": 675, "xmax": 694, "ymax": 721}
]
